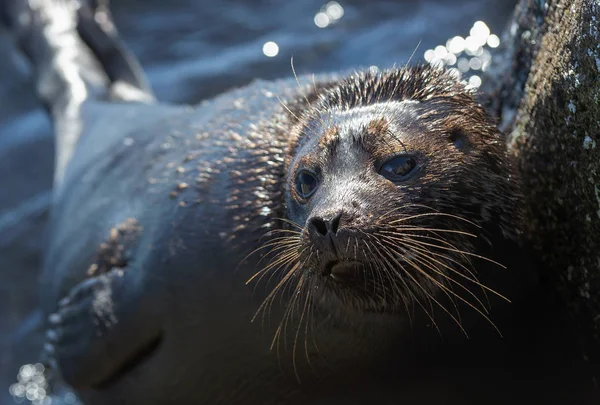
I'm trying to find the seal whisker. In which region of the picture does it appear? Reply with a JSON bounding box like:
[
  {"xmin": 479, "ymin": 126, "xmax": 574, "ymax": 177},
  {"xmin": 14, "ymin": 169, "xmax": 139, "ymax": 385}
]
[
  {"xmin": 266, "ymin": 250, "xmax": 314, "ymax": 336},
  {"xmin": 302, "ymin": 281, "xmax": 316, "ymax": 376},
  {"xmin": 385, "ymin": 246, "xmax": 466, "ymax": 336},
  {"xmin": 398, "ymin": 238, "xmax": 509, "ymax": 303},
  {"xmin": 408, "ymin": 253, "xmax": 503, "ymax": 336},
  {"xmin": 376, "ymin": 203, "xmax": 444, "ymax": 222},
  {"xmin": 399, "ymin": 244, "xmax": 489, "ymax": 315},
  {"xmin": 366, "ymin": 231, "xmax": 429, "ymax": 314},
  {"xmin": 292, "ymin": 273, "xmax": 313, "ymax": 383},
  {"xmin": 378, "ymin": 234, "xmax": 506, "ymax": 269},
  {"xmin": 264, "ymin": 229, "xmax": 304, "ymax": 236},
  {"xmin": 364, "ymin": 240, "xmax": 390, "ymax": 303},
  {"xmin": 272, "ymin": 268, "xmax": 310, "ymax": 361},
  {"xmin": 384, "ymin": 212, "xmax": 481, "ymax": 228},
  {"xmin": 381, "ymin": 239, "xmax": 503, "ymax": 336},
  {"xmin": 304, "ymin": 273, "xmax": 328, "ymax": 373},
  {"xmin": 239, "ymin": 236, "xmax": 301, "ymax": 274},
  {"xmin": 361, "ymin": 230, "xmax": 415, "ymax": 302},
  {"xmin": 270, "ymin": 217, "xmax": 304, "ymax": 231},
  {"xmin": 257, "ymin": 249, "xmax": 304, "ymax": 331},
  {"xmin": 391, "ymin": 243, "xmax": 464, "ymax": 323},
  {"xmin": 377, "ymin": 230, "xmax": 477, "ymax": 268},
  {"xmin": 366, "ymin": 239, "xmax": 413, "ymax": 317},
  {"xmin": 272, "ymin": 271, "xmax": 304, "ymax": 367},
  {"xmin": 379, "ymin": 228, "xmax": 478, "ymax": 238},
  {"xmin": 376, "ymin": 244, "xmax": 442, "ymax": 335},
  {"xmin": 246, "ymin": 244, "xmax": 301, "ymax": 285},
  {"xmin": 360, "ymin": 235, "xmax": 385, "ymax": 297},
  {"xmin": 259, "ymin": 259, "xmax": 298, "ymax": 333},
  {"xmin": 259, "ymin": 249, "xmax": 302, "ymax": 290},
  {"xmin": 252, "ymin": 261, "xmax": 302, "ymax": 323}
]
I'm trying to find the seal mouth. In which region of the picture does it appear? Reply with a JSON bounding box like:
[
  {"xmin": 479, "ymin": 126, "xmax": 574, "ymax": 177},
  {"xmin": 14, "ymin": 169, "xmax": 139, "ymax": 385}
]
[{"xmin": 323, "ymin": 260, "xmax": 364, "ymax": 284}]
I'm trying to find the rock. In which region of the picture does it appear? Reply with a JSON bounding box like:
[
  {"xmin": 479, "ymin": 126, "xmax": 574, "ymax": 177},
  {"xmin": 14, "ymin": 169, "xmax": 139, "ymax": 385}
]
[{"xmin": 484, "ymin": 0, "xmax": 600, "ymax": 378}]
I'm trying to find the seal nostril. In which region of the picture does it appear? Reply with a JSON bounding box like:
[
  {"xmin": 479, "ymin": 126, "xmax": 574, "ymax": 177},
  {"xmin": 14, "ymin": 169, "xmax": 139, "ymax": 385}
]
[
  {"xmin": 330, "ymin": 212, "xmax": 342, "ymax": 235},
  {"xmin": 310, "ymin": 217, "xmax": 329, "ymax": 236}
]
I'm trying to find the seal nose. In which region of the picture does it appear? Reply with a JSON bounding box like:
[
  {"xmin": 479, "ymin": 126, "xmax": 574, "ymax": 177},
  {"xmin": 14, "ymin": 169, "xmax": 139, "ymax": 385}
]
[{"xmin": 309, "ymin": 212, "xmax": 342, "ymax": 237}]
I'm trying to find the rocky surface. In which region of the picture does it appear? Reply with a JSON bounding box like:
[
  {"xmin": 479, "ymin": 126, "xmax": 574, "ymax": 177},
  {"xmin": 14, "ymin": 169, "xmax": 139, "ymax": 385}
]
[{"xmin": 484, "ymin": 0, "xmax": 600, "ymax": 381}]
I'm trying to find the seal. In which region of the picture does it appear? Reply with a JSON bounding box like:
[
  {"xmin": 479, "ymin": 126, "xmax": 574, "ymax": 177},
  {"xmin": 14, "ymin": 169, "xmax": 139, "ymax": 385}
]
[{"xmin": 5, "ymin": 1, "xmax": 594, "ymax": 405}]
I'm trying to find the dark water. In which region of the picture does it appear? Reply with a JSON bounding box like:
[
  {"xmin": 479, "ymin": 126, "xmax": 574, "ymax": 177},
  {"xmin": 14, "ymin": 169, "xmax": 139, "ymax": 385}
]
[{"xmin": 0, "ymin": 0, "xmax": 517, "ymax": 403}]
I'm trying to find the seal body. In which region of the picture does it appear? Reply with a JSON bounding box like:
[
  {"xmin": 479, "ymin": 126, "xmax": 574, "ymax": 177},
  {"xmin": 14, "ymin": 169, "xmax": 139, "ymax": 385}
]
[
  {"xmin": 8, "ymin": 2, "xmax": 595, "ymax": 403},
  {"xmin": 39, "ymin": 67, "xmax": 573, "ymax": 405}
]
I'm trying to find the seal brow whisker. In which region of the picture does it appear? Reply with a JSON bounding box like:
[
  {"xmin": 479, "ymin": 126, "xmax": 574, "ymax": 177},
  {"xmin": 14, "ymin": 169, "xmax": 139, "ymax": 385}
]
[
  {"xmin": 381, "ymin": 40, "xmax": 421, "ymax": 106},
  {"xmin": 277, "ymin": 95, "xmax": 302, "ymax": 122},
  {"xmin": 290, "ymin": 57, "xmax": 328, "ymax": 131}
]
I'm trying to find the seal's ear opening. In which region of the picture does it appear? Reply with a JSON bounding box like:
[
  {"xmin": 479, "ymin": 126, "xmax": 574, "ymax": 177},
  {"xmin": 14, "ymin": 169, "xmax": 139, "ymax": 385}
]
[{"xmin": 448, "ymin": 129, "xmax": 470, "ymax": 151}]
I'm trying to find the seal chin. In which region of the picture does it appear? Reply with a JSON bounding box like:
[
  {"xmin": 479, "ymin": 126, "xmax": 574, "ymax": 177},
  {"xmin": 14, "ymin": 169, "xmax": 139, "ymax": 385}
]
[{"xmin": 323, "ymin": 260, "xmax": 365, "ymax": 284}]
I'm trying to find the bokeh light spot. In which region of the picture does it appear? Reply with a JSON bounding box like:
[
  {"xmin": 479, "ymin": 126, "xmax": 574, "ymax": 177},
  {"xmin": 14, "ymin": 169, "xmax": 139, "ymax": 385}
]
[
  {"xmin": 314, "ymin": 12, "xmax": 330, "ymax": 28},
  {"xmin": 487, "ymin": 34, "xmax": 500, "ymax": 48},
  {"xmin": 262, "ymin": 41, "xmax": 279, "ymax": 57},
  {"xmin": 325, "ymin": 2, "xmax": 344, "ymax": 20}
]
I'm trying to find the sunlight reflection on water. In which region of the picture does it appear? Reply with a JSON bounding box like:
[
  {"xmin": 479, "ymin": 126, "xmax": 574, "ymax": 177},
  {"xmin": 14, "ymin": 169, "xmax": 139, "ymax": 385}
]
[
  {"xmin": 423, "ymin": 20, "xmax": 500, "ymax": 89},
  {"xmin": 314, "ymin": 1, "xmax": 344, "ymax": 28}
]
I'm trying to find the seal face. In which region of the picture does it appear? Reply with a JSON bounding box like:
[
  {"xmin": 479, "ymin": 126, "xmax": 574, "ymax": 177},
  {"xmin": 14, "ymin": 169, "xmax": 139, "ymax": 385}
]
[{"xmin": 252, "ymin": 67, "xmax": 521, "ymax": 332}]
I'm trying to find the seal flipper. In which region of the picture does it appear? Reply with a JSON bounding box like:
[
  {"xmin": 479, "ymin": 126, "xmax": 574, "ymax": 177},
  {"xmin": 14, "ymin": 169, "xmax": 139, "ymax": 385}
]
[{"xmin": 43, "ymin": 267, "xmax": 162, "ymax": 389}]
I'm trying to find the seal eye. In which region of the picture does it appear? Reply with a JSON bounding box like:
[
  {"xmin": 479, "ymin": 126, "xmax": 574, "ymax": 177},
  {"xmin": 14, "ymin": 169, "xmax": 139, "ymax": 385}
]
[
  {"xmin": 379, "ymin": 156, "xmax": 417, "ymax": 181},
  {"xmin": 295, "ymin": 170, "xmax": 319, "ymax": 200}
]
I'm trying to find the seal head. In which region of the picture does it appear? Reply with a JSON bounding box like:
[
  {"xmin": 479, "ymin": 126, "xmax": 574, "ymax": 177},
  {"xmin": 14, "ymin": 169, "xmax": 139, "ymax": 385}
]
[{"xmin": 275, "ymin": 67, "xmax": 520, "ymax": 324}]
